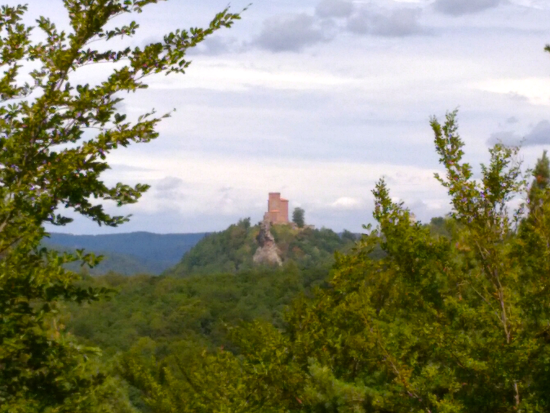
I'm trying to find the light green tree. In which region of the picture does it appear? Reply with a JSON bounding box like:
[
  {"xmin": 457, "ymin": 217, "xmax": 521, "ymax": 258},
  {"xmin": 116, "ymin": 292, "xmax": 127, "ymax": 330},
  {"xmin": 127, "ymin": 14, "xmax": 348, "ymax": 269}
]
[{"xmin": 0, "ymin": 1, "xmax": 241, "ymax": 411}]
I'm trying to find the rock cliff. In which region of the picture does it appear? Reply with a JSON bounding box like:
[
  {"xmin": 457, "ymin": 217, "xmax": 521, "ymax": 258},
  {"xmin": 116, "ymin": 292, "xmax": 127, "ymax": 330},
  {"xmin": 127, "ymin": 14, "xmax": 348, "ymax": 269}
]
[{"xmin": 253, "ymin": 215, "xmax": 282, "ymax": 266}]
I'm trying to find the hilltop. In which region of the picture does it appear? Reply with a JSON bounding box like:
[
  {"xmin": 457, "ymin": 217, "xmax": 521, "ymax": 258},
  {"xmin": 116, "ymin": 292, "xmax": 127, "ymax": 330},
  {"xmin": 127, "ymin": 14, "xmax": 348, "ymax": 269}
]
[{"xmin": 165, "ymin": 218, "xmax": 359, "ymax": 277}]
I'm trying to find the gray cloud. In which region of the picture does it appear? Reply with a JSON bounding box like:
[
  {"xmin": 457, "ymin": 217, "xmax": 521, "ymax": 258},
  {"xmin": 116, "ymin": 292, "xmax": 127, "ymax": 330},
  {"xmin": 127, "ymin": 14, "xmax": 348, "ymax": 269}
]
[
  {"xmin": 316, "ymin": 0, "xmax": 354, "ymax": 18},
  {"xmin": 487, "ymin": 121, "xmax": 550, "ymax": 147},
  {"xmin": 157, "ymin": 177, "xmax": 184, "ymax": 191},
  {"xmin": 525, "ymin": 121, "xmax": 550, "ymax": 146},
  {"xmin": 188, "ymin": 35, "xmax": 240, "ymax": 56},
  {"xmin": 253, "ymin": 13, "xmax": 334, "ymax": 52},
  {"xmin": 507, "ymin": 92, "xmax": 529, "ymax": 102},
  {"xmin": 487, "ymin": 131, "xmax": 522, "ymax": 146},
  {"xmin": 506, "ymin": 116, "xmax": 519, "ymax": 124},
  {"xmin": 155, "ymin": 176, "xmax": 187, "ymax": 200},
  {"xmin": 252, "ymin": 3, "xmax": 426, "ymax": 53},
  {"xmin": 347, "ymin": 7, "xmax": 425, "ymax": 37},
  {"xmin": 433, "ymin": 0, "xmax": 503, "ymax": 16}
]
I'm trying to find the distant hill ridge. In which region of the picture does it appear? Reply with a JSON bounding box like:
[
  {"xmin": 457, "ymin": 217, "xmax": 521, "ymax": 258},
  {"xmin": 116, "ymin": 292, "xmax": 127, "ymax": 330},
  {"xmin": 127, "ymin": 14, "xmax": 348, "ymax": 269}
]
[
  {"xmin": 45, "ymin": 231, "xmax": 207, "ymax": 275},
  {"xmin": 44, "ymin": 222, "xmax": 368, "ymax": 277}
]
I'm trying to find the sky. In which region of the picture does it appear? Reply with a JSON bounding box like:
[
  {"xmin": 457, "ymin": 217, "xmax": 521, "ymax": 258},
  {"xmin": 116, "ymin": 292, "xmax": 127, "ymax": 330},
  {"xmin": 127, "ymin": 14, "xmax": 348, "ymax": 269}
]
[{"xmin": 16, "ymin": 0, "xmax": 550, "ymax": 234}]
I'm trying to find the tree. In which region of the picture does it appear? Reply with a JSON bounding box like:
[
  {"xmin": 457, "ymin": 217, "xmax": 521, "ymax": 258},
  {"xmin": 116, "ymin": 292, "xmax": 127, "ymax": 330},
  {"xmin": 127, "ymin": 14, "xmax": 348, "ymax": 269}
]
[
  {"xmin": 292, "ymin": 207, "xmax": 305, "ymax": 228},
  {"xmin": 0, "ymin": 1, "xmax": 241, "ymax": 411},
  {"xmin": 527, "ymin": 150, "xmax": 550, "ymax": 216}
]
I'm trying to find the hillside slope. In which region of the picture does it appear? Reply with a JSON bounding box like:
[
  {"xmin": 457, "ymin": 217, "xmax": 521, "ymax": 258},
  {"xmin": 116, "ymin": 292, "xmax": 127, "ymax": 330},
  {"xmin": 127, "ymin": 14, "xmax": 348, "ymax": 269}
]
[{"xmin": 45, "ymin": 232, "xmax": 207, "ymax": 275}]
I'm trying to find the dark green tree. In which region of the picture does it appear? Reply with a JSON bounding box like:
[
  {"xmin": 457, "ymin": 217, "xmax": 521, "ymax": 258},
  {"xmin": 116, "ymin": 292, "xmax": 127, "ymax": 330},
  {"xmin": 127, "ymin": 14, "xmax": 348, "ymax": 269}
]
[
  {"xmin": 0, "ymin": 1, "xmax": 241, "ymax": 411},
  {"xmin": 292, "ymin": 207, "xmax": 305, "ymax": 228},
  {"xmin": 527, "ymin": 150, "xmax": 550, "ymax": 216}
]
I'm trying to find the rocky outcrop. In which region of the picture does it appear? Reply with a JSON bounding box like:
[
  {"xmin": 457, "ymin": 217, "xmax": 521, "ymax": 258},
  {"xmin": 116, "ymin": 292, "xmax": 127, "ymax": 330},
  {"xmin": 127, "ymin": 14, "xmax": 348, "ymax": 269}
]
[{"xmin": 253, "ymin": 214, "xmax": 282, "ymax": 266}]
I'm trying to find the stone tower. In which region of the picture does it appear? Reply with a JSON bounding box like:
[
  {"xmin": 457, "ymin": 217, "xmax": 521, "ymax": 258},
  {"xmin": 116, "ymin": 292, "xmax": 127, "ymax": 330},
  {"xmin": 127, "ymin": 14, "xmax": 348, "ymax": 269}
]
[{"xmin": 266, "ymin": 192, "xmax": 289, "ymax": 225}]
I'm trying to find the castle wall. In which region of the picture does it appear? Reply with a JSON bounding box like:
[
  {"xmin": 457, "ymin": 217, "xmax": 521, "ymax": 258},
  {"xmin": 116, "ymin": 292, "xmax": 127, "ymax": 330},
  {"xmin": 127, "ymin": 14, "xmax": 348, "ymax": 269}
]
[{"xmin": 280, "ymin": 199, "xmax": 289, "ymax": 224}]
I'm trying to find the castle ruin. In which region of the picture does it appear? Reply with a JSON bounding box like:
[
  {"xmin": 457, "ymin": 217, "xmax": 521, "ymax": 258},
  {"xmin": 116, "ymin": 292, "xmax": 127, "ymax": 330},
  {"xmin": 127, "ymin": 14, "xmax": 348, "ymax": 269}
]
[{"xmin": 265, "ymin": 192, "xmax": 289, "ymax": 225}]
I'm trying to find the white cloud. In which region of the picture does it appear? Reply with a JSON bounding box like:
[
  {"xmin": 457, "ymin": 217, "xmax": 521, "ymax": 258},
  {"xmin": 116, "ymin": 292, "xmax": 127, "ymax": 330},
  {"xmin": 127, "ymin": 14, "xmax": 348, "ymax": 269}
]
[
  {"xmin": 331, "ymin": 197, "xmax": 363, "ymax": 210},
  {"xmin": 105, "ymin": 149, "xmax": 445, "ymax": 221},
  {"xmin": 474, "ymin": 78, "xmax": 550, "ymax": 106},
  {"xmin": 508, "ymin": 0, "xmax": 550, "ymax": 9},
  {"xmin": 148, "ymin": 60, "xmax": 353, "ymax": 92}
]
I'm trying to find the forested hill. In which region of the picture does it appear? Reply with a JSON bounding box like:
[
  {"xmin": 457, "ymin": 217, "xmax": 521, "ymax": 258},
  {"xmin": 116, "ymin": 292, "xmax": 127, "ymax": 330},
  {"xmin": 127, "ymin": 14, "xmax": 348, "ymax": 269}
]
[
  {"xmin": 165, "ymin": 218, "xmax": 359, "ymax": 277},
  {"xmin": 45, "ymin": 232, "xmax": 207, "ymax": 275},
  {"xmin": 65, "ymin": 220, "xmax": 361, "ymax": 360},
  {"xmin": 63, "ymin": 217, "xmax": 451, "ymax": 409}
]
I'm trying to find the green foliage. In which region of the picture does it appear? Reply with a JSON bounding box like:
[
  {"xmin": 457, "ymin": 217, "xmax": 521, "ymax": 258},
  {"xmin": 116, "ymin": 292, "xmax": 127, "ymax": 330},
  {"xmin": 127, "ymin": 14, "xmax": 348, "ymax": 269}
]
[
  {"xmin": 293, "ymin": 207, "xmax": 305, "ymax": 228},
  {"xmin": 0, "ymin": 1, "xmax": 241, "ymax": 410},
  {"xmin": 122, "ymin": 347, "xmax": 260, "ymax": 413},
  {"xmin": 0, "ymin": 237, "xmax": 106, "ymax": 412}
]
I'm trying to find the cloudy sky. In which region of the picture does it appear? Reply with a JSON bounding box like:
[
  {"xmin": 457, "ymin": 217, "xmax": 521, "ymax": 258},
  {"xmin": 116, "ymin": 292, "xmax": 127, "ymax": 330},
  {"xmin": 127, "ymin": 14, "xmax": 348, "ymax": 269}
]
[{"xmin": 19, "ymin": 0, "xmax": 550, "ymax": 234}]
